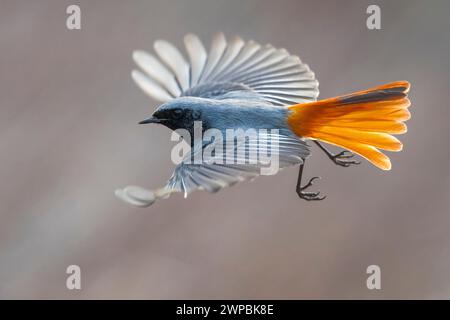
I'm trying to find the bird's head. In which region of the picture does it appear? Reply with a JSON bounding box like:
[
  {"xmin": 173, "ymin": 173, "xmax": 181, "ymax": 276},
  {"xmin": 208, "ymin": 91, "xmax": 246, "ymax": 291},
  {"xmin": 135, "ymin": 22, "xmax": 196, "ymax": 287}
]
[{"xmin": 139, "ymin": 97, "xmax": 203, "ymax": 131}]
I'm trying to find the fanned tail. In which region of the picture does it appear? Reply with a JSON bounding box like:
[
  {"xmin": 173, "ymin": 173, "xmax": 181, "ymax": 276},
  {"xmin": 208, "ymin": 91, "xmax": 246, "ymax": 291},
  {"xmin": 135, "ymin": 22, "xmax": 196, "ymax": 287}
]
[{"xmin": 287, "ymin": 81, "xmax": 411, "ymax": 170}]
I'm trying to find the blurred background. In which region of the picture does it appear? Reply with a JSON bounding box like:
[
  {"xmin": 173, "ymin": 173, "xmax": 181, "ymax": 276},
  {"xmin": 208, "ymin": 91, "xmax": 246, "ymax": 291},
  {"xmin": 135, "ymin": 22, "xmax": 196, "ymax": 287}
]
[{"xmin": 1, "ymin": 0, "xmax": 449, "ymax": 299}]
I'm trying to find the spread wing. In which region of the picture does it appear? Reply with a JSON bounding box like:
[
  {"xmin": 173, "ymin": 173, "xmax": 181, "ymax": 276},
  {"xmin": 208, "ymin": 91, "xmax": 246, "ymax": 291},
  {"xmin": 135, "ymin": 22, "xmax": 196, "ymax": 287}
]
[
  {"xmin": 115, "ymin": 132, "xmax": 309, "ymax": 207},
  {"xmin": 132, "ymin": 33, "xmax": 319, "ymax": 106},
  {"xmin": 167, "ymin": 132, "xmax": 309, "ymax": 195}
]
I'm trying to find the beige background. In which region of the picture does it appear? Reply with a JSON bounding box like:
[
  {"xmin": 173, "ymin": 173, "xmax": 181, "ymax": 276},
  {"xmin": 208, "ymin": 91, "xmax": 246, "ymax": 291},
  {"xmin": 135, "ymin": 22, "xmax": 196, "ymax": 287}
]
[{"xmin": 1, "ymin": 0, "xmax": 450, "ymax": 299}]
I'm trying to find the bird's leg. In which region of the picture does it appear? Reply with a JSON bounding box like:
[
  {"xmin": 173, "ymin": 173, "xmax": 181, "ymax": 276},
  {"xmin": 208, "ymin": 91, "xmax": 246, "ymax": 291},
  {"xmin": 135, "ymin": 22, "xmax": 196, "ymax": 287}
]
[
  {"xmin": 314, "ymin": 141, "xmax": 360, "ymax": 167},
  {"xmin": 296, "ymin": 161, "xmax": 326, "ymax": 201}
]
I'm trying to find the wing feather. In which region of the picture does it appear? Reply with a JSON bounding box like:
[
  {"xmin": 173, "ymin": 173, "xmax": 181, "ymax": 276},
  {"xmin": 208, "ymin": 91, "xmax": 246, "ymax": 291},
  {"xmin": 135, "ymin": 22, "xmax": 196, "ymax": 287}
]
[
  {"xmin": 132, "ymin": 50, "xmax": 181, "ymax": 97},
  {"xmin": 131, "ymin": 70, "xmax": 173, "ymax": 101},
  {"xmin": 154, "ymin": 40, "xmax": 190, "ymax": 91},
  {"xmin": 132, "ymin": 33, "xmax": 319, "ymax": 106},
  {"xmin": 206, "ymin": 36, "xmax": 245, "ymax": 81},
  {"xmin": 166, "ymin": 132, "xmax": 309, "ymax": 196},
  {"xmin": 198, "ymin": 32, "xmax": 227, "ymax": 82},
  {"xmin": 184, "ymin": 33, "xmax": 207, "ymax": 86},
  {"xmin": 213, "ymin": 40, "xmax": 261, "ymax": 80}
]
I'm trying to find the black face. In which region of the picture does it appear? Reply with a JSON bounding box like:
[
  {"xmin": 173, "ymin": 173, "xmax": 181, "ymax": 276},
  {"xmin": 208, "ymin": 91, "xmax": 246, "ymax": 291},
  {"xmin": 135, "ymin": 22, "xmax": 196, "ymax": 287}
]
[{"xmin": 150, "ymin": 107, "xmax": 201, "ymax": 131}]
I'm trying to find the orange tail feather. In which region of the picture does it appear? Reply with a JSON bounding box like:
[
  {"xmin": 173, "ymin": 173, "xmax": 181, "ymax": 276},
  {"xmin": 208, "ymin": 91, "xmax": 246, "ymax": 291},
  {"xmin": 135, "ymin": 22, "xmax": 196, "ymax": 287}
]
[{"xmin": 287, "ymin": 81, "xmax": 411, "ymax": 170}]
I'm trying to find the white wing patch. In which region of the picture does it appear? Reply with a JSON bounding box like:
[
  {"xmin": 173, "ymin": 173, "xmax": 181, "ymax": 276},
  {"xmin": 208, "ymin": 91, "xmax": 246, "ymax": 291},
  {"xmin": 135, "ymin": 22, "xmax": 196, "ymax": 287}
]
[{"xmin": 132, "ymin": 33, "xmax": 319, "ymax": 106}]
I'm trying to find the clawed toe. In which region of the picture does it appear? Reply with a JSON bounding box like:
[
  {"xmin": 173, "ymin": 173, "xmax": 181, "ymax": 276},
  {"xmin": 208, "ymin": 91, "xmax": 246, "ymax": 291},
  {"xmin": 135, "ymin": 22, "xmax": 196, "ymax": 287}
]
[
  {"xmin": 301, "ymin": 176, "xmax": 320, "ymax": 190},
  {"xmin": 296, "ymin": 176, "xmax": 326, "ymax": 201},
  {"xmin": 297, "ymin": 190, "xmax": 327, "ymax": 201},
  {"xmin": 331, "ymin": 151, "xmax": 361, "ymax": 167}
]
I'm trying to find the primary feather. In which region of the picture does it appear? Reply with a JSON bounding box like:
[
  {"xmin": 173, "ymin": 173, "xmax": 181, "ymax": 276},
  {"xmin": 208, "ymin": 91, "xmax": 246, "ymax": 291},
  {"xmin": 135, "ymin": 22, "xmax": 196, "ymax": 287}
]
[{"xmin": 132, "ymin": 32, "xmax": 319, "ymax": 105}]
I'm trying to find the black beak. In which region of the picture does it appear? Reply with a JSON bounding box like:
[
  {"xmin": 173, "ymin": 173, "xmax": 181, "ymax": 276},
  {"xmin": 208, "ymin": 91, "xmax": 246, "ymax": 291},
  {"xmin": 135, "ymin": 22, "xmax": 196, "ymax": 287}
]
[{"xmin": 138, "ymin": 116, "xmax": 164, "ymax": 124}]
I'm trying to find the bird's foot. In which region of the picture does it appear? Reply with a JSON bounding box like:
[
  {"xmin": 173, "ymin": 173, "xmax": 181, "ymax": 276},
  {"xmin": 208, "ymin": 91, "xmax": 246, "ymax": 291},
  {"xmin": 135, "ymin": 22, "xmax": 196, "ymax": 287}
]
[
  {"xmin": 329, "ymin": 150, "xmax": 361, "ymax": 167},
  {"xmin": 296, "ymin": 176, "xmax": 326, "ymax": 201}
]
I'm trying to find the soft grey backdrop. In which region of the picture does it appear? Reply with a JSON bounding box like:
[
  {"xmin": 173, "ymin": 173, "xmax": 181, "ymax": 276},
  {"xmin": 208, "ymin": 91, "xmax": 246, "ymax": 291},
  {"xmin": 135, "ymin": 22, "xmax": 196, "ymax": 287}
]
[{"xmin": 1, "ymin": 0, "xmax": 449, "ymax": 299}]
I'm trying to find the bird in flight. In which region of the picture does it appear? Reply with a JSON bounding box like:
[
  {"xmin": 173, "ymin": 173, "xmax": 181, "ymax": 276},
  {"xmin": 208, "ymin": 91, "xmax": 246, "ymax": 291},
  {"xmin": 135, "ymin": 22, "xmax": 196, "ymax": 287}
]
[{"xmin": 115, "ymin": 33, "xmax": 411, "ymax": 207}]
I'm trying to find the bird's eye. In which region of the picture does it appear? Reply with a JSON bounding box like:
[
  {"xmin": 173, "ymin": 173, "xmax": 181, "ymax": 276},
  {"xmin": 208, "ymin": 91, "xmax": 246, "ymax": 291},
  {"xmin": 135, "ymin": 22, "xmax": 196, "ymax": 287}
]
[
  {"xmin": 192, "ymin": 110, "xmax": 201, "ymax": 120},
  {"xmin": 172, "ymin": 108, "xmax": 183, "ymax": 119}
]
